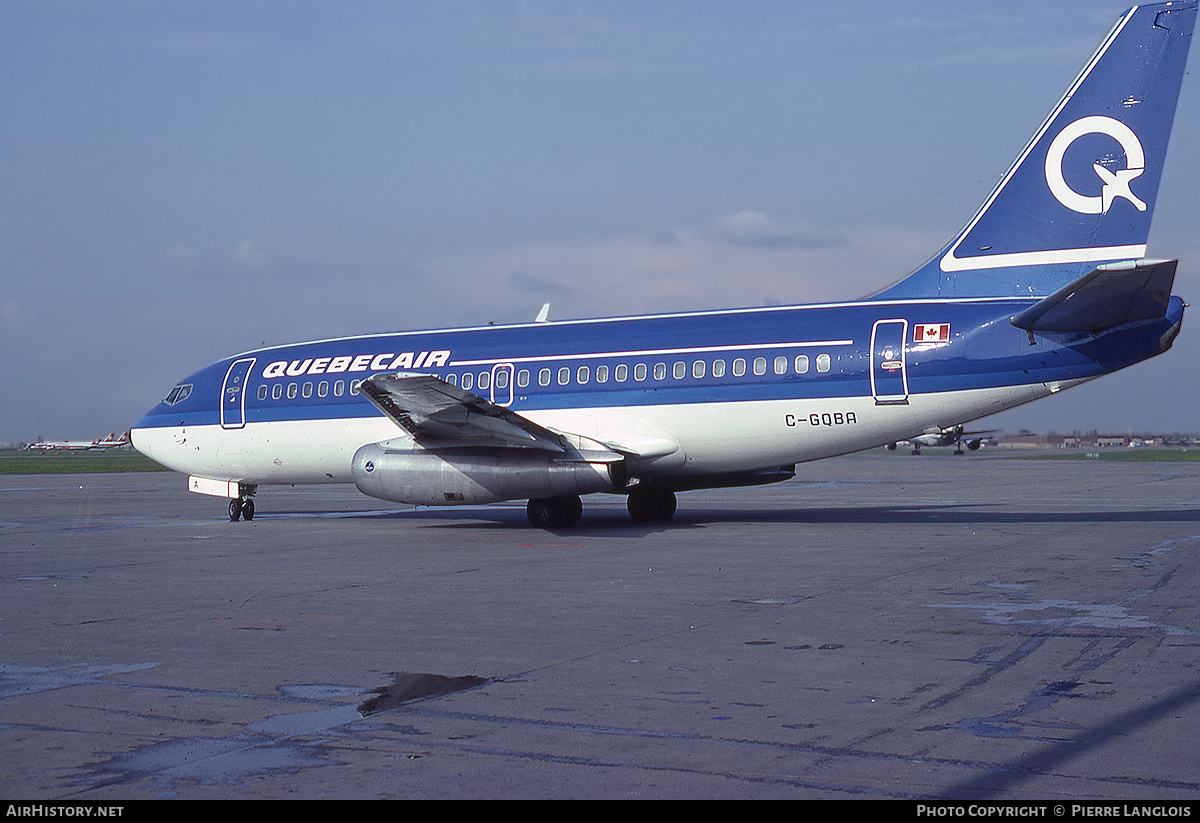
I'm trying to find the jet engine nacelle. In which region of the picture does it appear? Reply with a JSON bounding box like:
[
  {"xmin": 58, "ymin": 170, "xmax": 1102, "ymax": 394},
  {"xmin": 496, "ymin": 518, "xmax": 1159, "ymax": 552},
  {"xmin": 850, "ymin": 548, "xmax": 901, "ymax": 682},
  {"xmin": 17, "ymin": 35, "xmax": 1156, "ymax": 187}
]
[{"xmin": 351, "ymin": 441, "xmax": 622, "ymax": 505}]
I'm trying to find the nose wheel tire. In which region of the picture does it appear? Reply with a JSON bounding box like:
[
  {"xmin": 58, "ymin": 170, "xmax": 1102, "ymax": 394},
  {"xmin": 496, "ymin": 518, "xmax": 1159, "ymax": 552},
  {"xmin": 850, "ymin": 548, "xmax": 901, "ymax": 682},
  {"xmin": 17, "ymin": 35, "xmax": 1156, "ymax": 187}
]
[{"xmin": 229, "ymin": 497, "xmax": 255, "ymax": 521}]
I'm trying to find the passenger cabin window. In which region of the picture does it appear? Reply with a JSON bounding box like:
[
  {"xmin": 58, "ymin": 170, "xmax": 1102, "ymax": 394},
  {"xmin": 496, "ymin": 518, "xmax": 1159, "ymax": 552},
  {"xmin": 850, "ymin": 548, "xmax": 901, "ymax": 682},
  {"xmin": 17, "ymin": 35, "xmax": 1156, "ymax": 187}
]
[{"xmin": 431, "ymin": 349, "xmax": 842, "ymax": 396}]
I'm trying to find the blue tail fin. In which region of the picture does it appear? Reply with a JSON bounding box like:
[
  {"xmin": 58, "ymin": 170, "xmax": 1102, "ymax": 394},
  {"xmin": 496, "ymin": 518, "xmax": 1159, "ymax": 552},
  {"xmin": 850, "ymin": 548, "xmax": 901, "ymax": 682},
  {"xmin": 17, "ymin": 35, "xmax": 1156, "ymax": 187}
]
[{"xmin": 873, "ymin": 2, "xmax": 1196, "ymax": 300}]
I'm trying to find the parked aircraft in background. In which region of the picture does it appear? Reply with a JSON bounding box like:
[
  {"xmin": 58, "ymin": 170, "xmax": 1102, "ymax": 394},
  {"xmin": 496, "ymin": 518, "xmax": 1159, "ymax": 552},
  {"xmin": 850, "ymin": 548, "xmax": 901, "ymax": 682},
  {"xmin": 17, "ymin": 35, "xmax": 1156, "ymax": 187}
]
[
  {"xmin": 886, "ymin": 426, "xmax": 995, "ymax": 455},
  {"xmin": 132, "ymin": 4, "xmax": 1196, "ymax": 527},
  {"xmin": 28, "ymin": 441, "xmax": 89, "ymax": 451},
  {"xmin": 29, "ymin": 432, "xmax": 131, "ymax": 451},
  {"xmin": 90, "ymin": 432, "xmax": 130, "ymax": 450}
]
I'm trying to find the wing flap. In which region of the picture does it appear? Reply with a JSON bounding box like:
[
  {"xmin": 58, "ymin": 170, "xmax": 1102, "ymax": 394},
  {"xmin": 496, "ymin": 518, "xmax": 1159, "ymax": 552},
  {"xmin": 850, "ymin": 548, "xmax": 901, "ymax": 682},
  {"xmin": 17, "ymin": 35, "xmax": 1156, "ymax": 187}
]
[{"xmin": 1010, "ymin": 259, "xmax": 1177, "ymax": 333}]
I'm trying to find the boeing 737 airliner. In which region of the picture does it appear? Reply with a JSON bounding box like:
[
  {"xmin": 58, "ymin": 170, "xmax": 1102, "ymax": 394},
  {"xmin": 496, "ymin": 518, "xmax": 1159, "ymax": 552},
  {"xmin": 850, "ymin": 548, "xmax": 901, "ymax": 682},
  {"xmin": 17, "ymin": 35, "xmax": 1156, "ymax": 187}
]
[{"xmin": 132, "ymin": 4, "xmax": 1196, "ymax": 527}]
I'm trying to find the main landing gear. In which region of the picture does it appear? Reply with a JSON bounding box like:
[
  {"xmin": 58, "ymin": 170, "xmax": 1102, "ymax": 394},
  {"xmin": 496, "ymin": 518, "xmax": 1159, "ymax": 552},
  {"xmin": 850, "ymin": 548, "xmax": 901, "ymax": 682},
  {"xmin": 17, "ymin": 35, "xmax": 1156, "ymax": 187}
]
[
  {"xmin": 525, "ymin": 485, "xmax": 678, "ymax": 528},
  {"xmin": 626, "ymin": 484, "xmax": 677, "ymax": 523},
  {"xmin": 527, "ymin": 495, "xmax": 583, "ymax": 529}
]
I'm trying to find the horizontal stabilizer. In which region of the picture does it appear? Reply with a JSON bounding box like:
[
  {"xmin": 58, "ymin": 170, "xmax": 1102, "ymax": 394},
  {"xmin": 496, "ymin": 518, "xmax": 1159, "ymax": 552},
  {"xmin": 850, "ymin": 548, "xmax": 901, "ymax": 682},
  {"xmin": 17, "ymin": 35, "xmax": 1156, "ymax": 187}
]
[{"xmin": 1009, "ymin": 259, "xmax": 1177, "ymax": 333}]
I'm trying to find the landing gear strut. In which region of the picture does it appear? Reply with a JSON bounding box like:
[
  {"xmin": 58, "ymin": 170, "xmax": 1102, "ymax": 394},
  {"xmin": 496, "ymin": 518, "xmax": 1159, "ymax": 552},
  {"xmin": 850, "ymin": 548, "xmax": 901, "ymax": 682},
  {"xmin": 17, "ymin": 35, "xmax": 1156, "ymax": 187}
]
[
  {"xmin": 527, "ymin": 495, "xmax": 583, "ymax": 529},
  {"xmin": 626, "ymin": 485, "xmax": 677, "ymax": 523}
]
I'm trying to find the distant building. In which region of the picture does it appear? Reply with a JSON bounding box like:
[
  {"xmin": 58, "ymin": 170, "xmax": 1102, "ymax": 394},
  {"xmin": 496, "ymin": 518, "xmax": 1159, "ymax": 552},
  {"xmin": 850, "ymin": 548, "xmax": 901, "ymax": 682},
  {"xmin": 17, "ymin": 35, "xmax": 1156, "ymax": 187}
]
[{"xmin": 995, "ymin": 432, "xmax": 1199, "ymax": 449}]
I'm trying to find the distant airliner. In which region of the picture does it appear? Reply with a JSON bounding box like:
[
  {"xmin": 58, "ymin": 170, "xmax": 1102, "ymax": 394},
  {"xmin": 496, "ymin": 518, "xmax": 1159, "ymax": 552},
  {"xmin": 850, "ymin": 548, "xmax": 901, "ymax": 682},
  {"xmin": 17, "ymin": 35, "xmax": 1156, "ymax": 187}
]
[
  {"xmin": 132, "ymin": 4, "xmax": 1196, "ymax": 527},
  {"xmin": 886, "ymin": 426, "xmax": 995, "ymax": 455},
  {"xmin": 31, "ymin": 432, "xmax": 130, "ymax": 451}
]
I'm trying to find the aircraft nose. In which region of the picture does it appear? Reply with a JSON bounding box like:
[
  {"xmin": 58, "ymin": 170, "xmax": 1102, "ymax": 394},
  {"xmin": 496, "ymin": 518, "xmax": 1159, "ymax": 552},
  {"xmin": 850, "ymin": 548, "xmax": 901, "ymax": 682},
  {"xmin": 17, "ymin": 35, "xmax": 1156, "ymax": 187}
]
[
  {"xmin": 129, "ymin": 381, "xmax": 197, "ymax": 472},
  {"xmin": 130, "ymin": 413, "xmax": 173, "ymax": 469}
]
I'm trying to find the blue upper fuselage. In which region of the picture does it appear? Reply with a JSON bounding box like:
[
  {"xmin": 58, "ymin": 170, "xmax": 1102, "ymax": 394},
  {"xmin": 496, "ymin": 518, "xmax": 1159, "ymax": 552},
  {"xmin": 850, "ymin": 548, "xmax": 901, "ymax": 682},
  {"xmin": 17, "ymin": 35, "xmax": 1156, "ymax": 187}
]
[{"xmin": 134, "ymin": 295, "xmax": 1185, "ymax": 432}]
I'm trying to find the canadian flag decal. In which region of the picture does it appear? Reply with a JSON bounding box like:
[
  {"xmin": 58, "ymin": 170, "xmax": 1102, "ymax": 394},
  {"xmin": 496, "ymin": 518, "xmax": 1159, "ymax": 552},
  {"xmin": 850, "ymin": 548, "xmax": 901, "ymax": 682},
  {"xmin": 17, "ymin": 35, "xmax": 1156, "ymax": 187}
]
[{"xmin": 914, "ymin": 323, "xmax": 950, "ymax": 343}]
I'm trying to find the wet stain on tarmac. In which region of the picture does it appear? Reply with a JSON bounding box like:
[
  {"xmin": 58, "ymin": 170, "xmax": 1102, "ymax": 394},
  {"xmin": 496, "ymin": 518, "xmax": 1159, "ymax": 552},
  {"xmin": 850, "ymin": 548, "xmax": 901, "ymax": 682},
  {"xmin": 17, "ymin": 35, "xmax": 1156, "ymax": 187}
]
[
  {"xmin": 67, "ymin": 672, "xmax": 488, "ymax": 792},
  {"xmin": 358, "ymin": 671, "xmax": 490, "ymax": 715},
  {"xmin": 82, "ymin": 734, "xmax": 334, "ymax": 793}
]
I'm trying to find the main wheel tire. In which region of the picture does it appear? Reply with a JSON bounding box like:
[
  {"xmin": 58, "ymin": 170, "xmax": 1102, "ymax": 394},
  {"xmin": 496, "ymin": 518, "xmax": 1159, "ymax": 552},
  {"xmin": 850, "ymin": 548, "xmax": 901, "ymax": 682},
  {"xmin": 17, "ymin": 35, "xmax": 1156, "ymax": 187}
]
[
  {"xmin": 229, "ymin": 498, "xmax": 242, "ymax": 521},
  {"xmin": 627, "ymin": 486, "xmax": 677, "ymax": 522},
  {"xmin": 527, "ymin": 495, "xmax": 583, "ymax": 529}
]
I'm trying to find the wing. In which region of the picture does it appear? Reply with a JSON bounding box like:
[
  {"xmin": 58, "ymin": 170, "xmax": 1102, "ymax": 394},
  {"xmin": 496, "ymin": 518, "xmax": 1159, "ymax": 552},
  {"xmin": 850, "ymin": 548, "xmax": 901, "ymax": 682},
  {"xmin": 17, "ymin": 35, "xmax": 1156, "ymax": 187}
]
[
  {"xmin": 357, "ymin": 372, "xmax": 623, "ymax": 462},
  {"xmin": 358, "ymin": 372, "xmax": 563, "ymax": 450}
]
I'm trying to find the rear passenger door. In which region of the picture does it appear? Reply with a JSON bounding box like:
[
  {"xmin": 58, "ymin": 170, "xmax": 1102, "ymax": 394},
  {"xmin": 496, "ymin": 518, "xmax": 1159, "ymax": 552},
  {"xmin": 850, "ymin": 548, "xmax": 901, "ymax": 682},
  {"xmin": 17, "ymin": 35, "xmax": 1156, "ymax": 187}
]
[{"xmin": 870, "ymin": 320, "xmax": 908, "ymax": 405}]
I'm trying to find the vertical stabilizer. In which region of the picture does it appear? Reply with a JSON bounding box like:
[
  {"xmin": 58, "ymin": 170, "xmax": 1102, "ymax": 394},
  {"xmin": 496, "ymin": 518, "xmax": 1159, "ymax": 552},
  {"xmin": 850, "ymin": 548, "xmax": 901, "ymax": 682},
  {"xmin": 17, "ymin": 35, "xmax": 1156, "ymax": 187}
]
[{"xmin": 873, "ymin": 2, "xmax": 1195, "ymax": 300}]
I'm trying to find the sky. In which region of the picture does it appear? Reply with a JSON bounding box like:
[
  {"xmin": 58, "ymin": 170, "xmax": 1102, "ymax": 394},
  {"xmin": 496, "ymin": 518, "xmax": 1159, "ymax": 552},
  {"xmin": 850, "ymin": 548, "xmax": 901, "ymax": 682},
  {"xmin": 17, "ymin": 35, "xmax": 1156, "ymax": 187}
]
[{"xmin": 3, "ymin": 0, "xmax": 1199, "ymax": 443}]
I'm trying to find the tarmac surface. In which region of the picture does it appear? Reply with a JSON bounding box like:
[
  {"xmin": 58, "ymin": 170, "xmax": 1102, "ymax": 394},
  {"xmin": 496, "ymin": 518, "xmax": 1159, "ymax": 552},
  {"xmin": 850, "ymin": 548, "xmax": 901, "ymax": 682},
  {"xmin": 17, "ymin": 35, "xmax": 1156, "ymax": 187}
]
[{"xmin": 2, "ymin": 452, "xmax": 1199, "ymax": 800}]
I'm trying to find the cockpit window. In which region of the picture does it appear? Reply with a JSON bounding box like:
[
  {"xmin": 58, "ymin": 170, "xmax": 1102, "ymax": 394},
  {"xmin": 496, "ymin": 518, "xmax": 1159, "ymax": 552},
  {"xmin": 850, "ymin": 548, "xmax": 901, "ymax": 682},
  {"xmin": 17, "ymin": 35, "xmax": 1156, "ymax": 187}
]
[{"xmin": 163, "ymin": 384, "xmax": 192, "ymax": 406}]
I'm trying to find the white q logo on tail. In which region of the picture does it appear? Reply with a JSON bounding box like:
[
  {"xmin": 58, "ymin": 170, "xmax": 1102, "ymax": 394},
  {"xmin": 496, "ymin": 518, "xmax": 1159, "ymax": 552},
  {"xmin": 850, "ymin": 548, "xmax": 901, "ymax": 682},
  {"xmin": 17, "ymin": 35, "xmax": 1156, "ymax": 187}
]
[{"xmin": 1044, "ymin": 116, "xmax": 1147, "ymax": 214}]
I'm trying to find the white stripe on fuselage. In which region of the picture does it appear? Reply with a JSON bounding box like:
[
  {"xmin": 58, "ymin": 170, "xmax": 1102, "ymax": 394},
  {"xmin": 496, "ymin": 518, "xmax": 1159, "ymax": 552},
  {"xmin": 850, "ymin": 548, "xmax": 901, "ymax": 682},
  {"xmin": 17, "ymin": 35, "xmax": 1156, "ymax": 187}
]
[{"xmin": 448, "ymin": 338, "xmax": 855, "ymax": 368}]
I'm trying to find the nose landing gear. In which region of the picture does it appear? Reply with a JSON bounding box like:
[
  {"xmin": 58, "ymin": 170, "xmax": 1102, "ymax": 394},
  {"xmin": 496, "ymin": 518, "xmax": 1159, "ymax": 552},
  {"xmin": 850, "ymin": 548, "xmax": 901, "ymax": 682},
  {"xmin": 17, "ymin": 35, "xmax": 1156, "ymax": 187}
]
[{"xmin": 228, "ymin": 495, "xmax": 255, "ymax": 521}]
